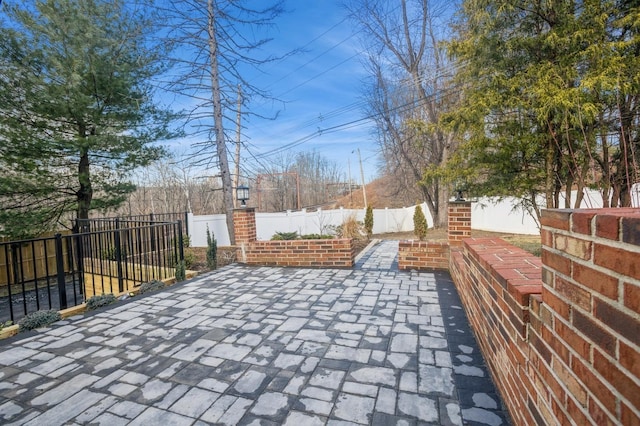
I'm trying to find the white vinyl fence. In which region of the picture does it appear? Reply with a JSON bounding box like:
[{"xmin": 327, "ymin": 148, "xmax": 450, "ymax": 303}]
[{"xmin": 187, "ymin": 187, "xmax": 639, "ymax": 247}]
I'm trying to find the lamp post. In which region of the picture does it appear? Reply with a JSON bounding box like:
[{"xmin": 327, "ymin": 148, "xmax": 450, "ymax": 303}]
[{"xmin": 236, "ymin": 185, "xmax": 249, "ymax": 207}]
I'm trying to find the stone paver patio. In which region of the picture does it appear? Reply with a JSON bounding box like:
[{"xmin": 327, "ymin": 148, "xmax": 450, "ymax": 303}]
[{"xmin": 0, "ymin": 240, "xmax": 510, "ymax": 425}]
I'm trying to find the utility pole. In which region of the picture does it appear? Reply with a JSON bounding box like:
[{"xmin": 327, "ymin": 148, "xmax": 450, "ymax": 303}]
[
  {"xmin": 356, "ymin": 148, "xmax": 367, "ymax": 208},
  {"xmin": 348, "ymin": 158, "xmax": 353, "ymax": 206},
  {"xmin": 234, "ymin": 84, "xmax": 241, "ymax": 208}
]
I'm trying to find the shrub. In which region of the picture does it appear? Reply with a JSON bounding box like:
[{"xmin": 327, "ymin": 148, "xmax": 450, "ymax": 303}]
[
  {"xmin": 413, "ymin": 204, "xmax": 428, "ymax": 240},
  {"xmin": 206, "ymin": 226, "xmax": 217, "ymax": 270},
  {"xmin": 86, "ymin": 294, "xmax": 117, "ymax": 311},
  {"xmin": 271, "ymin": 231, "xmax": 298, "ymax": 240},
  {"xmin": 0, "ymin": 320, "xmax": 13, "ymax": 333},
  {"xmin": 364, "ymin": 205, "xmax": 374, "ymax": 239},
  {"xmin": 139, "ymin": 279, "xmax": 166, "ymax": 294},
  {"xmin": 19, "ymin": 310, "xmax": 61, "ymax": 332},
  {"xmin": 175, "ymin": 260, "xmax": 186, "ymax": 282},
  {"xmin": 336, "ymin": 214, "xmax": 365, "ymax": 239},
  {"xmin": 300, "ymin": 233, "xmax": 333, "ymax": 240},
  {"xmin": 183, "ymin": 249, "xmax": 196, "ymax": 269}
]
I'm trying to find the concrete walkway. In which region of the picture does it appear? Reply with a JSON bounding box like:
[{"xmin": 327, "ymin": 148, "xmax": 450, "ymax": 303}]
[{"xmin": 0, "ymin": 240, "xmax": 510, "ymax": 425}]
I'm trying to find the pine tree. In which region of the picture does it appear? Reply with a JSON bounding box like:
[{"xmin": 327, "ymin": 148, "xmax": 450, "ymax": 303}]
[{"xmin": 0, "ymin": 0, "xmax": 176, "ymax": 238}]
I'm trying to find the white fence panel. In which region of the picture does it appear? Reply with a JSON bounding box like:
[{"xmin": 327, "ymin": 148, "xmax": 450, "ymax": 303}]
[
  {"xmin": 188, "ymin": 213, "xmax": 231, "ymax": 246},
  {"xmin": 471, "ymin": 198, "xmax": 540, "ymax": 235},
  {"xmin": 187, "ymin": 190, "xmax": 639, "ymax": 247}
]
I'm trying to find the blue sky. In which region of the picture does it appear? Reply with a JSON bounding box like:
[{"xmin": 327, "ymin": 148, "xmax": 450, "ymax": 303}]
[
  {"xmin": 168, "ymin": 0, "xmax": 380, "ymax": 184},
  {"xmin": 240, "ymin": 1, "xmax": 379, "ymax": 182}
]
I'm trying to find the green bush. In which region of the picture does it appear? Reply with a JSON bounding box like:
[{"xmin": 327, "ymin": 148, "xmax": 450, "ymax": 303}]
[
  {"xmin": 0, "ymin": 320, "xmax": 13, "ymax": 332},
  {"xmin": 183, "ymin": 249, "xmax": 196, "ymax": 269},
  {"xmin": 206, "ymin": 226, "xmax": 217, "ymax": 270},
  {"xmin": 175, "ymin": 260, "xmax": 186, "ymax": 282},
  {"xmin": 271, "ymin": 231, "xmax": 299, "ymax": 240},
  {"xmin": 86, "ymin": 294, "xmax": 117, "ymax": 311},
  {"xmin": 300, "ymin": 233, "xmax": 334, "ymax": 240},
  {"xmin": 139, "ymin": 279, "xmax": 166, "ymax": 294},
  {"xmin": 413, "ymin": 204, "xmax": 428, "ymax": 241},
  {"xmin": 364, "ymin": 205, "xmax": 374, "ymax": 239},
  {"xmin": 19, "ymin": 310, "xmax": 61, "ymax": 332}
]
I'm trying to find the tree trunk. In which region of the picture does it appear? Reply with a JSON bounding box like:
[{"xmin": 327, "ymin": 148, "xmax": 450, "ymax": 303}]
[
  {"xmin": 76, "ymin": 148, "xmax": 92, "ymax": 232},
  {"xmin": 207, "ymin": 0, "xmax": 235, "ymax": 245}
]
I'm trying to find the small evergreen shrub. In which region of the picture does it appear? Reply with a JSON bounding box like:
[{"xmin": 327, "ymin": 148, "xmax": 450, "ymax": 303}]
[
  {"xmin": 175, "ymin": 260, "xmax": 186, "ymax": 282},
  {"xmin": 19, "ymin": 310, "xmax": 61, "ymax": 332},
  {"xmin": 183, "ymin": 249, "xmax": 196, "ymax": 269},
  {"xmin": 206, "ymin": 226, "xmax": 217, "ymax": 270},
  {"xmin": 364, "ymin": 205, "xmax": 374, "ymax": 239},
  {"xmin": 300, "ymin": 233, "xmax": 334, "ymax": 239},
  {"xmin": 413, "ymin": 204, "xmax": 428, "ymax": 240},
  {"xmin": 271, "ymin": 231, "xmax": 299, "ymax": 240},
  {"xmin": 139, "ymin": 279, "xmax": 166, "ymax": 294},
  {"xmin": 86, "ymin": 294, "xmax": 117, "ymax": 311}
]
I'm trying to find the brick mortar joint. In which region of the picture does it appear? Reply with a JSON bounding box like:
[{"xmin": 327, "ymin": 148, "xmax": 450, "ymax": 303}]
[
  {"xmin": 541, "ymin": 225, "xmax": 640, "ymax": 254},
  {"xmin": 543, "ymin": 243, "xmax": 638, "ymax": 287}
]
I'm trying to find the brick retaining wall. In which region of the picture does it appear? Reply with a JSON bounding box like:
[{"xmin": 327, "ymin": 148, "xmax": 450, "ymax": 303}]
[
  {"xmin": 241, "ymin": 239, "xmax": 355, "ymax": 268},
  {"xmin": 398, "ymin": 241, "xmax": 449, "ymax": 270},
  {"xmin": 450, "ymin": 208, "xmax": 640, "ymax": 425}
]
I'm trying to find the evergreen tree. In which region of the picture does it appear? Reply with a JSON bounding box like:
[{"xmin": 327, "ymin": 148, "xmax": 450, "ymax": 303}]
[
  {"xmin": 413, "ymin": 204, "xmax": 428, "ymax": 241},
  {"xmin": 364, "ymin": 205, "xmax": 374, "ymax": 240},
  {"xmin": 206, "ymin": 226, "xmax": 217, "ymax": 270},
  {"xmin": 0, "ymin": 0, "xmax": 176, "ymax": 238},
  {"xmin": 446, "ymin": 0, "xmax": 640, "ymax": 220}
]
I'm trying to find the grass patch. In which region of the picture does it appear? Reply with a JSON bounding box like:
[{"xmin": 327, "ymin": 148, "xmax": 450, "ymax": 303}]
[{"xmin": 500, "ymin": 235, "xmax": 542, "ymax": 256}]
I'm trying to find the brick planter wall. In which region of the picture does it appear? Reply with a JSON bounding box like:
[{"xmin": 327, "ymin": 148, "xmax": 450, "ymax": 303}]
[
  {"xmin": 398, "ymin": 240, "xmax": 449, "ymax": 270},
  {"xmin": 242, "ymin": 239, "xmax": 355, "ymax": 268},
  {"xmin": 537, "ymin": 208, "xmax": 640, "ymax": 425},
  {"xmin": 449, "ymin": 237, "xmax": 544, "ymax": 425},
  {"xmin": 450, "ymin": 208, "xmax": 640, "ymax": 425}
]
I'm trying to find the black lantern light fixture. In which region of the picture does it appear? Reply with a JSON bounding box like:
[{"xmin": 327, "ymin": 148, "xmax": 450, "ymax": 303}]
[
  {"xmin": 454, "ymin": 179, "xmax": 466, "ymax": 202},
  {"xmin": 236, "ymin": 185, "xmax": 249, "ymax": 207}
]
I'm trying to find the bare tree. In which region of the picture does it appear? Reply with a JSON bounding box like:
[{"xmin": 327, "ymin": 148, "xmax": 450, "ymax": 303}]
[
  {"xmin": 346, "ymin": 0, "xmax": 458, "ymax": 227},
  {"xmin": 256, "ymin": 151, "xmax": 345, "ymax": 212},
  {"xmin": 159, "ymin": 0, "xmax": 288, "ymax": 243}
]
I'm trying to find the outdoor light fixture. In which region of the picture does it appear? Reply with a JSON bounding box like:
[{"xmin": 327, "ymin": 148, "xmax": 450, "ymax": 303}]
[
  {"xmin": 454, "ymin": 180, "xmax": 466, "ymax": 202},
  {"xmin": 236, "ymin": 185, "xmax": 249, "ymax": 207}
]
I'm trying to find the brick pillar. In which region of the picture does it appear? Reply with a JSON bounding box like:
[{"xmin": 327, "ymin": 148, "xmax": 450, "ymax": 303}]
[
  {"xmin": 448, "ymin": 201, "xmax": 471, "ymax": 246},
  {"xmin": 233, "ymin": 208, "xmax": 256, "ymax": 244}
]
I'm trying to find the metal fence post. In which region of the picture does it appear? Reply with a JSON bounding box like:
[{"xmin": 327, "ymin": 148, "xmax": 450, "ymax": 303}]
[
  {"xmin": 114, "ymin": 219, "xmax": 124, "ymax": 293},
  {"xmin": 55, "ymin": 234, "xmax": 68, "ymax": 310},
  {"xmin": 177, "ymin": 221, "xmax": 185, "ymax": 263}
]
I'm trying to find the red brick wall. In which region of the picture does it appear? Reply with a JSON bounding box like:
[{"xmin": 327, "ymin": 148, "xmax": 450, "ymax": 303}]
[
  {"xmin": 451, "ymin": 208, "xmax": 640, "ymax": 425},
  {"xmin": 538, "ymin": 208, "xmax": 640, "ymax": 425},
  {"xmin": 448, "ymin": 201, "xmax": 472, "ymax": 246},
  {"xmin": 398, "ymin": 240, "xmax": 449, "ymax": 270},
  {"xmin": 449, "ymin": 237, "xmax": 545, "ymax": 425},
  {"xmin": 233, "ymin": 208, "xmax": 256, "ymax": 244},
  {"xmin": 242, "ymin": 239, "xmax": 355, "ymax": 268}
]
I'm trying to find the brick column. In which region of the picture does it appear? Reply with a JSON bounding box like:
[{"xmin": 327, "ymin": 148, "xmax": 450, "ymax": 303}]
[
  {"xmin": 448, "ymin": 201, "xmax": 471, "ymax": 246},
  {"xmin": 233, "ymin": 207, "xmax": 256, "ymax": 244}
]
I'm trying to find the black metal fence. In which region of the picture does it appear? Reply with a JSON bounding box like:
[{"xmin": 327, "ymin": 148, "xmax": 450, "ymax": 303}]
[
  {"xmin": 82, "ymin": 212, "xmax": 189, "ymax": 236},
  {"xmin": 0, "ymin": 220, "xmax": 184, "ymax": 324}
]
